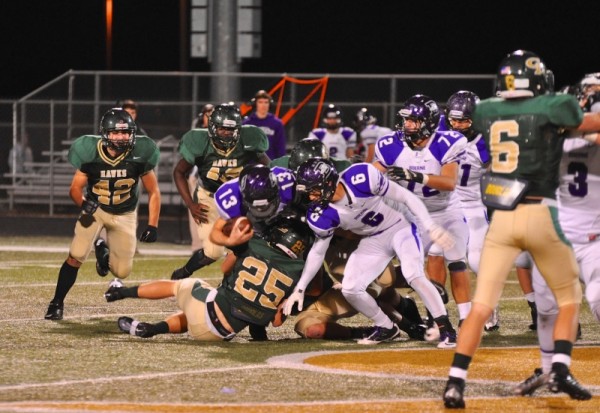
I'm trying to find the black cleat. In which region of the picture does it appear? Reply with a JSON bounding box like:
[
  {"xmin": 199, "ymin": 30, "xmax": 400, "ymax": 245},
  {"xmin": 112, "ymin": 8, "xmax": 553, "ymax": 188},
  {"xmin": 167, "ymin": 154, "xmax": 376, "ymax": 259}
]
[
  {"xmin": 443, "ymin": 378, "xmax": 466, "ymax": 409},
  {"xmin": 514, "ymin": 368, "xmax": 548, "ymax": 396},
  {"xmin": 105, "ymin": 279, "xmax": 125, "ymax": 302},
  {"xmin": 349, "ymin": 326, "xmax": 376, "ymax": 339},
  {"xmin": 117, "ymin": 316, "xmax": 155, "ymax": 338},
  {"xmin": 171, "ymin": 266, "xmax": 191, "ymax": 280},
  {"xmin": 95, "ymin": 238, "xmax": 110, "ymax": 277},
  {"xmin": 44, "ymin": 302, "xmax": 64, "ymax": 320},
  {"xmin": 357, "ymin": 324, "xmax": 401, "ymax": 345},
  {"xmin": 548, "ymin": 370, "xmax": 592, "ymax": 400}
]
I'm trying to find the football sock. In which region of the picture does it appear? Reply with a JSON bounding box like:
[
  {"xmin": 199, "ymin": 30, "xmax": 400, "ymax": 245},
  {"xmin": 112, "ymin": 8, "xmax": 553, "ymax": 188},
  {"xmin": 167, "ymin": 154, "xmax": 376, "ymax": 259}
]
[{"xmin": 50, "ymin": 261, "xmax": 79, "ymax": 304}]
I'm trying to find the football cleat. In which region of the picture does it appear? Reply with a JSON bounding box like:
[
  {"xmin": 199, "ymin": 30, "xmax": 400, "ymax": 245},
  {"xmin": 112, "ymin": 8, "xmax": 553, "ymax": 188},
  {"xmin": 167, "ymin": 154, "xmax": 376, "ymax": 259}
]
[
  {"xmin": 105, "ymin": 278, "xmax": 124, "ymax": 300},
  {"xmin": 437, "ymin": 330, "xmax": 457, "ymax": 349},
  {"xmin": 514, "ymin": 368, "xmax": 549, "ymax": 396},
  {"xmin": 548, "ymin": 369, "xmax": 592, "ymax": 400},
  {"xmin": 104, "ymin": 280, "xmax": 125, "ymax": 302},
  {"xmin": 171, "ymin": 266, "xmax": 191, "ymax": 280},
  {"xmin": 95, "ymin": 238, "xmax": 110, "ymax": 277},
  {"xmin": 425, "ymin": 325, "xmax": 441, "ymax": 342},
  {"xmin": 357, "ymin": 324, "xmax": 400, "ymax": 345},
  {"xmin": 349, "ymin": 326, "xmax": 376, "ymax": 339},
  {"xmin": 117, "ymin": 316, "xmax": 155, "ymax": 338},
  {"xmin": 443, "ymin": 378, "xmax": 466, "ymax": 409},
  {"xmin": 44, "ymin": 302, "xmax": 64, "ymax": 320},
  {"xmin": 484, "ymin": 307, "xmax": 500, "ymax": 332}
]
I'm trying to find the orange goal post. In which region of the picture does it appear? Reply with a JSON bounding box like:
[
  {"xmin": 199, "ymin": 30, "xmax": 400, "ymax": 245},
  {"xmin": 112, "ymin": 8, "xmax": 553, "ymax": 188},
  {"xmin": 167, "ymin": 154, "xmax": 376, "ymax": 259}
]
[{"xmin": 240, "ymin": 75, "xmax": 329, "ymax": 129}]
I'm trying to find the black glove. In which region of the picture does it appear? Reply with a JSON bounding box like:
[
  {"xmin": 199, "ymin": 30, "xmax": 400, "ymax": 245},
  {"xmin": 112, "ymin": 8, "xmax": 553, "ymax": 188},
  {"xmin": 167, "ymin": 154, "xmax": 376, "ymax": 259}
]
[
  {"xmin": 81, "ymin": 198, "xmax": 99, "ymax": 215},
  {"xmin": 78, "ymin": 198, "xmax": 99, "ymax": 228},
  {"xmin": 387, "ymin": 166, "xmax": 425, "ymax": 184},
  {"xmin": 139, "ymin": 225, "xmax": 158, "ymax": 242}
]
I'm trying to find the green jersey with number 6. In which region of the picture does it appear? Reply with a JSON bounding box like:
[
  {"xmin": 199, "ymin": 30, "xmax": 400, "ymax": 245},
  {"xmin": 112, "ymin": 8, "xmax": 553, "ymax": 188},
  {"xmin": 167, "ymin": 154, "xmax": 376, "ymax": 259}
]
[
  {"xmin": 473, "ymin": 93, "xmax": 583, "ymax": 199},
  {"xmin": 178, "ymin": 125, "xmax": 268, "ymax": 193},
  {"xmin": 68, "ymin": 135, "xmax": 159, "ymax": 214}
]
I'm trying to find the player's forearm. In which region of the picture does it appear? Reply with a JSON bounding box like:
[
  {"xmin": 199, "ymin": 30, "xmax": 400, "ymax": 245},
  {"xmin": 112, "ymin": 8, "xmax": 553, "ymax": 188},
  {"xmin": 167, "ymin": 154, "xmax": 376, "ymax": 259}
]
[
  {"xmin": 295, "ymin": 236, "xmax": 331, "ymax": 291},
  {"xmin": 147, "ymin": 192, "xmax": 161, "ymax": 227},
  {"xmin": 424, "ymin": 174, "xmax": 456, "ymax": 191},
  {"xmin": 385, "ymin": 181, "xmax": 435, "ymax": 230}
]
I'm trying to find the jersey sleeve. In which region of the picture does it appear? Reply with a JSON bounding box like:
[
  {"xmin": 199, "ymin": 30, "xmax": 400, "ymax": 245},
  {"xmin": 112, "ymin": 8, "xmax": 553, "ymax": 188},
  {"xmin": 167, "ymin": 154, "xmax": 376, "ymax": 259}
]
[
  {"xmin": 548, "ymin": 94, "xmax": 584, "ymax": 128},
  {"xmin": 240, "ymin": 125, "xmax": 269, "ymax": 153},
  {"xmin": 68, "ymin": 135, "xmax": 100, "ymax": 169},
  {"xmin": 178, "ymin": 129, "xmax": 210, "ymax": 165},
  {"xmin": 306, "ymin": 205, "xmax": 340, "ymax": 238},
  {"xmin": 269, "ymin": 155, "xmax": 290, "ymax": 168},
  {"xmin": 430, "ymin": 131, "xmax": 467, "ymax": 165},
  {"xmin": 341, "ymin": 163, "xmax": 389, "ymax": 197},
  {"xmin": 134, "ymin": 136, "xmax": 160, "ymax": 172},
  {"xmin": 214, "ymin": 179, "xmax": 243, "ymax": 219},
  {"xmin": 374, "ymin": 133, "xmax": 402, "ymax": 167},
  {"xmin": 271, "ymin": 166, "xmax": 296, "ymax": 205}
]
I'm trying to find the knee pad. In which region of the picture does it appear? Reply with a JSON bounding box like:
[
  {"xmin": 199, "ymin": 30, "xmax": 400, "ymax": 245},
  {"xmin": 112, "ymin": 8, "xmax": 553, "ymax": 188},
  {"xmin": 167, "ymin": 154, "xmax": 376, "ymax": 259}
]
[{"xmin": 448, "ymin": 260, "xmax": 467, "ymax": 272}]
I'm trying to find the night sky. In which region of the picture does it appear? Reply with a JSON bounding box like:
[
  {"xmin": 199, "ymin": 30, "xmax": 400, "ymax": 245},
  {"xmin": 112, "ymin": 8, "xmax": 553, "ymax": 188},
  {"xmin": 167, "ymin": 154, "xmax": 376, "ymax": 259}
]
[{"xmin": 2, "ymin": 0, "xmax": 598, "ymax": 99}]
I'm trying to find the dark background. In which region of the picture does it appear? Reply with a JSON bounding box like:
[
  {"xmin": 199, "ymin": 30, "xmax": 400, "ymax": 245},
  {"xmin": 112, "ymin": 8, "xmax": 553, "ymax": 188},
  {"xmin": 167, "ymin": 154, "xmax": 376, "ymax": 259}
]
[{"xmin": 1, "ymin": 0, "xmax": 598, "ymax": 100}]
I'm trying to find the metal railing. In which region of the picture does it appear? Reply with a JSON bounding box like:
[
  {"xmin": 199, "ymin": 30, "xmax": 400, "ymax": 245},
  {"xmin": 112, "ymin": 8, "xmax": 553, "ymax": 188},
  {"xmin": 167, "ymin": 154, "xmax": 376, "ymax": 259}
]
[{"xmin": 0, "ymin": 70, "xmax": 495, "ymax": 214}]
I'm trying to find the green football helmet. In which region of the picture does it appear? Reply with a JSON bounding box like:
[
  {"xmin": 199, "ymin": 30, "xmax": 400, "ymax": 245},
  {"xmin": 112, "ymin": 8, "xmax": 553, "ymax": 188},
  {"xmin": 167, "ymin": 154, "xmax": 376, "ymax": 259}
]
[
  {"xmin": 289, "ymin": 138, "xmax": 329, "ymax": 171},
  {"xmin": 99, "ymin": 108, "xmax": 137, "ymax": 152},
  {"xmin": 208, "ymin": 103, "xmax": 242, "ymax": 153},
  {"xmin": 496, "ymin": 50, "xmax": 552, "ymax": 98}
]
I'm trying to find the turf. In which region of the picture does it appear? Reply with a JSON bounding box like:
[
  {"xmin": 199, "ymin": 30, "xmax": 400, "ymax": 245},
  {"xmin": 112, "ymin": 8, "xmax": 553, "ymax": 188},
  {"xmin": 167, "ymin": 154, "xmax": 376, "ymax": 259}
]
[{"xmin": 1, "ymin": 236, "xmax": 599, "ymax": 412}]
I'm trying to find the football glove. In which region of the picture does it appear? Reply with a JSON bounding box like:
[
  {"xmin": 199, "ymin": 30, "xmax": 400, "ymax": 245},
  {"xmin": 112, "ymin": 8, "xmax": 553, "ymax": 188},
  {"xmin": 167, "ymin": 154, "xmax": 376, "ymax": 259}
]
[
  {"xmin": 283, "ymin": 288, "xmax": 305, "ymax": 316},
  {"xmin": 139, "ymin": 225, "xmax": 158, "ymax": 243},
  {"xmin": 428, "ymin": 224, "xmax": 455, "ymax": 251},
  {"xmin": 387, "ymin": 166, "xmax": 426, "ymax": 184},
  {"xmin": 81, "ymin": 198, "xmax": 99, "ymax": 215}
]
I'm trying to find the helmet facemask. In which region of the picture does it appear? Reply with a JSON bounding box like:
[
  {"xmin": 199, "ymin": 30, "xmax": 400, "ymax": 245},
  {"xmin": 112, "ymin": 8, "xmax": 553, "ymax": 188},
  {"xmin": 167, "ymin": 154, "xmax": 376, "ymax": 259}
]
[
  {"xmin": 100, "ymin": 109, "xmax": 137, "ymax": 153},
  {"xmin": 295, "ymin": 159, "xmax": 338, "ymax": 208},
  {"xmin": 208, "ymin": 104, "xmax": 242, "ymax": 154},
  {"xmin": 240, "ymin": 165, "xmax": 280, "ymax": 223}
]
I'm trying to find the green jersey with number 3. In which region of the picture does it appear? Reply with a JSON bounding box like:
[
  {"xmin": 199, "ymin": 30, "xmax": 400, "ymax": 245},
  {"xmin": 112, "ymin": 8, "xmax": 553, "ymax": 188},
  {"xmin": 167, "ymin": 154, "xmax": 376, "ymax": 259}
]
[
  {"xmin": 68, "ymin": 135, "xmax": 159, "ymax": 214},
  {"xmin": 178, "ymin": 125, "xmax": 268, "ymax": 193},
  {"xmin": 473, "ymin": 93, "xmax": 583, "ymax": 199}
]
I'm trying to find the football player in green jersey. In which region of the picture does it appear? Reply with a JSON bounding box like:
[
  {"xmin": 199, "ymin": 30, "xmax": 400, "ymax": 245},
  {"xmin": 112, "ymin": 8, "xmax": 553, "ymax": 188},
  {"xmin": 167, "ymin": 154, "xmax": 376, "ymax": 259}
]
[
  {"xmin": 171, "ymin": 103, "xmax": 269, "ymax": 280},
  {"xmin": 45, "ymin": 108, "xmax": 161, "ymax": 321},
  {"xmin": 105, "ymin": 220, "xmax": 309, "ymax": 342},
  {"xmin": 443, "ymin": 50, "xmax": 600, "ymax": 409}
]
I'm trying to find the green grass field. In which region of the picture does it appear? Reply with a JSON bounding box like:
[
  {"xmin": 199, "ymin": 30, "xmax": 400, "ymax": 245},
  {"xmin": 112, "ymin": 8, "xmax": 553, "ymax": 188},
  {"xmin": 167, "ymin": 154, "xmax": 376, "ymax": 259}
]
[{"xmin": 1, "ymin": 236, "xmax": 599, "ymax": 412}]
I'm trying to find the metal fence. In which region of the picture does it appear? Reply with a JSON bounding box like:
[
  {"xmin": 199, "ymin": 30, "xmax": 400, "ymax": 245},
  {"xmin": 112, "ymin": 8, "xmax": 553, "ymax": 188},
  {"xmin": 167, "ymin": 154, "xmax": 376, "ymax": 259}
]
[{"xmin": 0, "ymin": 70, "xmax": 495, "ymax": 214}]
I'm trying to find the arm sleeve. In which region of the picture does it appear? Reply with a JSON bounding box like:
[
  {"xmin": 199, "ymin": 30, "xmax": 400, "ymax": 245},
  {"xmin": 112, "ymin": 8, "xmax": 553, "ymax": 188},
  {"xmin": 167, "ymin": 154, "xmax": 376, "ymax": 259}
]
[{"xmin": 295, "ymin": 235, "xmax": 332, "ymax": 291}]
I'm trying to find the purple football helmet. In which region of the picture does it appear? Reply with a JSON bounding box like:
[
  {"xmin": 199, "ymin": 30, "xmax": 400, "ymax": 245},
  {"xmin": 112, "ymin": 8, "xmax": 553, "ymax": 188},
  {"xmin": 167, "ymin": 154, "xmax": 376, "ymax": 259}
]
[
  {"xmin": 397, "ymin": 95, "xmax": 440, "ymax": 144},
  {"xmin": 239, "ymin": 165, "xmax": 280, "ymax": 220},
  {"xmin": 444, "ymin": 90, "xmax": 480, "ymax": 139},
  {"xmin": 295, "ymin": 158, "xmax": 338, "ymax": 207}
]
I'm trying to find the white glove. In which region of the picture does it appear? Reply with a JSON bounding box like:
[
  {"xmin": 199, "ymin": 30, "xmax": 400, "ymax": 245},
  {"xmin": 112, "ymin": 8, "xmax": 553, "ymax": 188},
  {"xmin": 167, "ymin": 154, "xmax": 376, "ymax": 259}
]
[
  {"xmin": 332, "ymin": 282, "xmax": 343, "ymax": 290},
  {"xmin": 428, "ymin": 224, "xmax": 455, "ymax": 251},
  {"xmin": 283, "ymin": 288, "xmax": 305, "ymax": 316}
]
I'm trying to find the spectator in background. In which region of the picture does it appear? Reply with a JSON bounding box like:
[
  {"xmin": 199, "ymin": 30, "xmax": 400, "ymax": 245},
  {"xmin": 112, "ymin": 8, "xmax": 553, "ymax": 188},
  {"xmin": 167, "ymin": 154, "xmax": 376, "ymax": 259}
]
[
  {"xmin": 188, "ymin": 103, "xmax": 215, "ymax": 251},
  {"xmin": 117, "ymin": 99, "xmax": 148, "ymax": 136},
  {"xmin": 243, "ymin": 90, "xmax": 287, "ymax": 159},
  {"xmin": 8, "ymin": 132, "xmax": 33, "ymax": 174}
]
